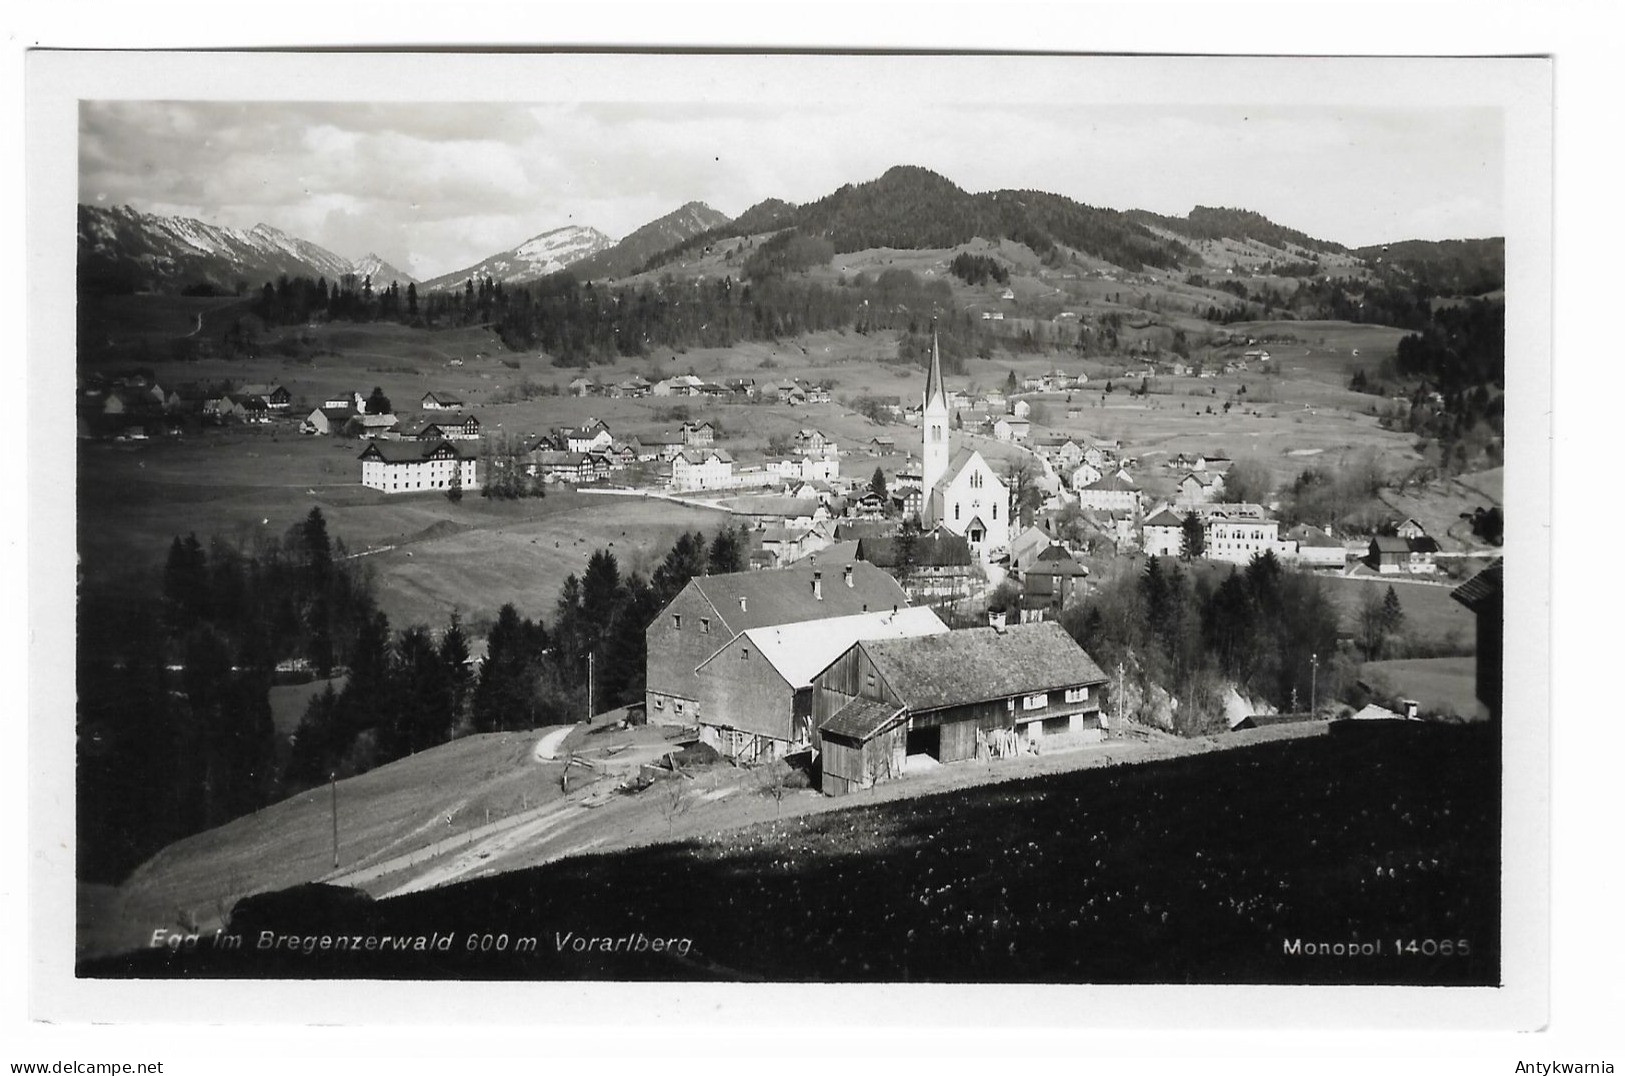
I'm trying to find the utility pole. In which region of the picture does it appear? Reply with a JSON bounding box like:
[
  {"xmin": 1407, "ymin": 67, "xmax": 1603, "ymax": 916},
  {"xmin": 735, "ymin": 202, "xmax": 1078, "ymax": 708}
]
[
  {"xmin": 587, "ymin": 650, "xmax": 595, "ymax": 724},
  {"xmin": 1310, "ymin": 653, "xmax": 1320, "ymax": 716},
  {"xmin": 1116, "ymin": 661, "xmax": 1126, "ymax": 737},
  {"xmin": 329, "ymin": 771, "xmax": 339, "ymax": 869}
]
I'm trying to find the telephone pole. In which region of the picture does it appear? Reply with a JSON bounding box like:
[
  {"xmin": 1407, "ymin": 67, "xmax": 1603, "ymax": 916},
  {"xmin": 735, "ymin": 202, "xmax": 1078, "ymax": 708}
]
[
  {"xmin": 1310, "ymin": 653, "xmax": 1320, "ymax": 716},
  {"xmin": 1116, "ymin": 661, "xmax": 1126, "ymax": 737},
  {"xmin": 329, "ymin": 771, "xmax": 339, "ymax": 869},
  {"xmin": 587, "ymin": 650, "xmax": 595, "ymax": 724}
]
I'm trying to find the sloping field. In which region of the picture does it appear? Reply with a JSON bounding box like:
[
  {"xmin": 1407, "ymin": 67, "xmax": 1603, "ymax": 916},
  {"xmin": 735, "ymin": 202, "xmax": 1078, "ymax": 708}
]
[
  {"xmin": 81, "ymin": 730, "xmax": 564, "ymax": 960},
  {"xmin": 1361, "ymin": 657, "xmax": 1479, "ymax": 717},
  {"xmin": 1321, "ymin": 575, "xmax": 1475, "ymax": 649},
  {"xmin": 367, "ymin": 493, "xmax": 735, "ymax": 627},
  {"xmin": 88, "ymin": 722, "xmax": 1500, "ymax": 984}
]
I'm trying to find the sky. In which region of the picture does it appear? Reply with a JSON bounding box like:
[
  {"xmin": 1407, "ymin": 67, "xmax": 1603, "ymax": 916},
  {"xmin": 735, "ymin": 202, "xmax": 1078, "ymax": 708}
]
[{"xmin": 79, "ymin": 98, "xmax": 1504, "ymax": 281}]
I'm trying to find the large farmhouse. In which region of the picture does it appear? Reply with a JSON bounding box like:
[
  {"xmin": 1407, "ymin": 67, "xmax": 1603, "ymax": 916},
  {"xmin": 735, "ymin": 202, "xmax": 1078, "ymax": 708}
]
[
  {"xmin": 358, "ymin": 438, "xmax": 477, "ymax": 494},
  {"xmin": 692, "ymin": 606, "xmax": 949, "ymax": 761},
  {"xmin": 810, "ymin": 620, "xmax": 1109, "ymax": 796},
  {"xmin": 644, "ymin": 560, "xmax": 910, "ymax": 731}
]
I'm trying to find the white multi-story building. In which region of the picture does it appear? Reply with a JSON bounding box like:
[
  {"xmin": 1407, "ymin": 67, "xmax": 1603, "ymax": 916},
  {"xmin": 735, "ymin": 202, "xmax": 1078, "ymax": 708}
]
[
  {"xmin": 359, "ymin": 439, "xmax": 477, "ymax": 494},
  {"xmin": 671, "ymin": 448, "xmax": 734, "ymax": 491}
]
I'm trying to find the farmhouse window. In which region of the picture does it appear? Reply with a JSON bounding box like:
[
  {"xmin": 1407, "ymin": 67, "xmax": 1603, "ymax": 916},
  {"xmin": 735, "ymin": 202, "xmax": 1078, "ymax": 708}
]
[
  {"xmin": 700, "ymin": 618, "xmax": 710, "ymax": 634},
  {"xmin": 672, "ymin": 614, "xmax": 682, "ymax": 630},
  {"xmin": 741, "ymin": 647, "xmax": 749, "ymax": 660},
  {"xmin": 1065, "ymin": 686, "xmax": 1088, "ymax": 703},
  {"xmin": 654, "ymin": 696, "xmax": 665, "ymax": 710},
  {"xmin": 674, "ymin": 702, "xmax": 684, "ymax": 715},
  {"xmin": 1023, "ymin": 693, "xmax": 1049, "ymax": 710}
]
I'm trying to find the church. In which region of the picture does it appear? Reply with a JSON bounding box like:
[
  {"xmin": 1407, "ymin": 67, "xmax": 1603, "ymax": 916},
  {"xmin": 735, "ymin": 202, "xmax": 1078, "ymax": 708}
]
[{"xmin": 920, "ymin": 330, "xmax": 1010, "ymax": 561}]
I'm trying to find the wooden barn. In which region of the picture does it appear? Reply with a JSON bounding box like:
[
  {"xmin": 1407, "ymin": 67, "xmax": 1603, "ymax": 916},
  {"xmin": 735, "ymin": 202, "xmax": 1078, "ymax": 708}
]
[{"xmin": 810, "ymin": 619, "xmax": 1109, "ymax": 796}]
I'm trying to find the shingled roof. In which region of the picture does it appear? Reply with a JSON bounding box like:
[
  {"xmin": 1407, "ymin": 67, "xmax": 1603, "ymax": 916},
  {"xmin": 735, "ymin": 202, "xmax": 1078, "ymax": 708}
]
[
  {"xmin": 860, "ymin": 621, "xmax": 1107, "ymax": 712},
  {"xmin": 821, "ymin": 698, "xmax": 906, "ymax": 741},
  {"xmin": 1451, "ymin": 559, "xmax": 1502, "ymax": 611},
  {"xmin": 357, "ymin": 438, "xmax": 473, "ymax": 464},
  {"xmin": 687, "ymin": 561, "xmax": 909, "ymax": 633}
]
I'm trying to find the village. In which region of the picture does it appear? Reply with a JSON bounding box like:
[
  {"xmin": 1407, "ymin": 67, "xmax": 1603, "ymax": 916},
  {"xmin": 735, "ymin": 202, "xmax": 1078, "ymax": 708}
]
[{"xmin": 75, "ymin": 322, "xmax": 1500, "ymax": 809}]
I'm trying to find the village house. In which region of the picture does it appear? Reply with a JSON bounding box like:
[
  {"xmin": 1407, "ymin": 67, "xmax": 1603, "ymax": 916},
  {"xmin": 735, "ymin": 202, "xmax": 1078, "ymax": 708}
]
[
  {"xmin": 629, "ymin": 432, "xmax": 687, "ymax": 462},
  {"xmin": 1075, "ymin": 472, "xmax": 1142, "ymax": 514},
  {"xmin": 856, "ymin": 529, "xmax": 980, "ymax": 605},
  {"xmin": 413, "ymin": 414, "xmax": 481, "ymax": 441},
  {"xmin": 568, "ymin": 376, "xmax": 597, "ymax": 397},
  {"xmin": 681, "ymin": 420, "xmax": 716, "ymax": 446},
  {"xmin": 652, "ymin": 375, "xmax": 705, "ymax": 397},
  {"xmin": 1069, "ymin": 461, "xmax": 1104, "ymax": 491},
  {"xmin": 670, "ymin": 448, "xmax": 734, "ymax": 491},
  {"xmin": 1176, "ymin": 470, "xmax": 1226, "ymax": 504},
  {"xmin": 723, "ymin": 377, "xmax": 756, "ymax": 397},
  {"xmin": 302, "ymin": 405, "xmax": 354, "ymax": 436},
  {"xmin": 992, "ymin": 416, "xmax": 1031, "ymax": 443},
  {"xmin": 794, "ymin": 429, "xmax": 839, "ymax": 460},
  {"xmin": 645, "ymin": 560, "xmax": 911, "ymax": 732},
  {"xmin": 1283, "ymin": 523, "xmax": 1350, "ymax": 570},
  {"xmin": 358, "ymin": 438, "xmax": 477, "ymax": 494},
  {"xmin": 1450, "ymin": 560, "xmax": 1503, "ymax": 723},
  {"xmin": 324, "ymin": 391, "xmax": 365, "ymax": 411},
  {"xmin": 1141, "ymin": 507, "xmax": 1188, "ymax": 558},
  {"xmin": 810, "ymin": 620, "xmax": 1108, "ymax": 796},
  {"xmin": 1019, "ymin": 544, "xmax": 1090, "ymax": 619},
  {"xmin": 346, "ymin": 412, "xmax": 400, "ymax": 439},
  {"xmin": 1367, "ymin": 533, "xmax": 1440, "ymax": 574},
  {"xmin": 529, "ymin": 449, "xmax": 591, "ymax": 484},
  {"xmin": 237, "ymin": 383, "xmax": 292, "ymax": 410},
  {"xmin": 420, "ymin": 391, "xmax": 465, "ymax": 411}
]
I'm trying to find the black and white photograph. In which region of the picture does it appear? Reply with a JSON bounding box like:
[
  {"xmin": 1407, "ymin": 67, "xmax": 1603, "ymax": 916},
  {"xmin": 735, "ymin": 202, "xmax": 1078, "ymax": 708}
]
[{"xmin": 24, "ymin": 44, "xmax": 1561, "ymax": 1041}]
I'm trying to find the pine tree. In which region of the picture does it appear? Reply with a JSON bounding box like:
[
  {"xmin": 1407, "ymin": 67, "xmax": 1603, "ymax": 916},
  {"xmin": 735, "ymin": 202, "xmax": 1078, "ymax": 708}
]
[
  {"xmin": 869, "ymin": 467, "xmax": 889, "ymax": 502},
  {"xmin": 1381, "ymin": 585, "xmax": 1405, "ymax": 633}
]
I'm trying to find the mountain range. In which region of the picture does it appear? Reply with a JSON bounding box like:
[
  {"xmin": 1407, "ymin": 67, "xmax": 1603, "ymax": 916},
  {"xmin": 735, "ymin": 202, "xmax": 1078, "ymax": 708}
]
[{"xmin": 77, "ymin": 165, "xmax": 1502, "ymax": 298}]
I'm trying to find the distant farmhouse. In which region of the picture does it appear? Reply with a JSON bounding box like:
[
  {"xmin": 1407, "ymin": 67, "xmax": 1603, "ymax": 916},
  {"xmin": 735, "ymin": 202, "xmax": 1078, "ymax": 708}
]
[{"xmin": 420, "ymin": 390, "xmax": 465, "ymax": 411}]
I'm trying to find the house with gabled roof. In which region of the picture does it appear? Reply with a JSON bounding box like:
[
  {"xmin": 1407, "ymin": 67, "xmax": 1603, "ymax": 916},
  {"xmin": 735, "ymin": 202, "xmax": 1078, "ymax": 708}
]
[
  {"xmin": 645, "ymin": 561, "xmax": 910, "ymax": 729},
  {"xmin": 810, "ymin": 620, "xmax": 1108, "ymax": 795},
  {"xmin": 1076, "ymin": 471, "xmax": 1142, "ymax": 513},
  {"xmin": 857, "ymin": 528, "xmax": 978, "ymax": 604},
  {"xmin": 421, "ymin": 390, "xmax": 464, "ymax": 411},
  {"xmin": 358, "ymin": 438, "xmax": 476, "ymax": 494},
  {"xmin": 691, "ymin": 605, "xmax": 949, "ymax": 761}
]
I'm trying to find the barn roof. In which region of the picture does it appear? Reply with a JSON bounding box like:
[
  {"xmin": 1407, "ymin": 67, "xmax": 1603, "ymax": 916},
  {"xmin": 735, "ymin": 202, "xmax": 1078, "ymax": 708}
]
[
  {"xmin": 1027, "ymin": 545, "xmax": 1089, "ymax": 576},
  {"xmin": 1451, "ymin": 559, "xmax": 1502, "ymax": 611},
  {"xmin": 821, "ymin": 698, "xmax": 906, "ymax": 741},
  {"xmin": 1145, "ymin": 508, "xmax": 1186, "ymax": 528},
  {"xmin": 860, "ymin": 621, "xmax": 1107, "ymax": 712},
  {"xmin": 687, "ymin": 561, "xmax": 909, "ymax": 633},
  {"xmin": 716, "ymin": 606, "xmax": 949, "ymax": 688}
]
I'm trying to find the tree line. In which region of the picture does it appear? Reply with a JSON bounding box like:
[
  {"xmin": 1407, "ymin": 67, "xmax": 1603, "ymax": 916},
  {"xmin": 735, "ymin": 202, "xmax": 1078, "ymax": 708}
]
[{"xmin": 1061, "ymin": 552, "xmax": 1345, "ymax": 734}]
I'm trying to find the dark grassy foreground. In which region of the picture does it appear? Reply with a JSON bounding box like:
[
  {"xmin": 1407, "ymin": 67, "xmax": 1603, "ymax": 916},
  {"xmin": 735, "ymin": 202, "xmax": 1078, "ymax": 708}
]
[{"xmin": 83, "ymin": 721, "xmax": 1500, "ymax": 984}]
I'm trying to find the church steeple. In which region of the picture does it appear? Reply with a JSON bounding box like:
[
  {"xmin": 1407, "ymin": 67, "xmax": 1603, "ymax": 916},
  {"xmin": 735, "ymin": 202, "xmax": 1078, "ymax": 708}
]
[
  {"xmin": 923, "ymin": 324, "xmax": 948, "ymax": 412},
  {"xmin": 921, "ymin": 323, "xmax": 951, "ymax": 519}
]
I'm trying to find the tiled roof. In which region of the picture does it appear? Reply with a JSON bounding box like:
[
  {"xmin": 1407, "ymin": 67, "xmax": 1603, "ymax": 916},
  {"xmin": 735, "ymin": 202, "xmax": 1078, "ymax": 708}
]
[
  {"xmin": 1145, "ymin": 508, "xmax": 1186, "ymax": 528},
  {"xmin": 860, "ymin": 621, "xmax": 1108, "ymax": 712}
]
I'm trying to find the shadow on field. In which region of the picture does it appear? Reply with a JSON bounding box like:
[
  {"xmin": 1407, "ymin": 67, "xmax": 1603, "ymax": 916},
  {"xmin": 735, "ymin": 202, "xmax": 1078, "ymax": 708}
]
[{"xmin": 81, "ymin": 721, "xmax": 1500, "ymax": 985}]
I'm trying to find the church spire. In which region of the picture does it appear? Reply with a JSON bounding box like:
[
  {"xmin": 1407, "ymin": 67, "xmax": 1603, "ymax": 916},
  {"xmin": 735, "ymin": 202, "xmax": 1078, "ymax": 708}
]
[{"xmin": 924, "ymin": 322, "xmax": 948, "ymax": 412}]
